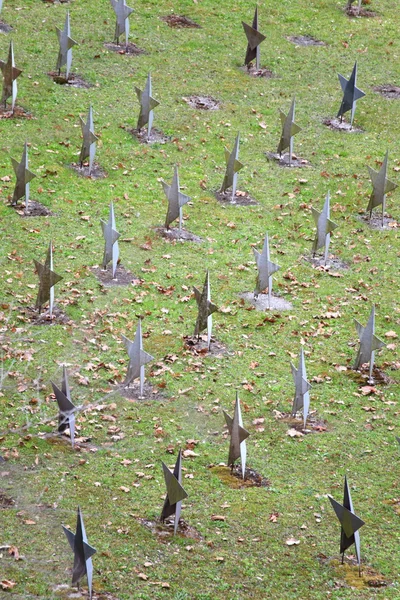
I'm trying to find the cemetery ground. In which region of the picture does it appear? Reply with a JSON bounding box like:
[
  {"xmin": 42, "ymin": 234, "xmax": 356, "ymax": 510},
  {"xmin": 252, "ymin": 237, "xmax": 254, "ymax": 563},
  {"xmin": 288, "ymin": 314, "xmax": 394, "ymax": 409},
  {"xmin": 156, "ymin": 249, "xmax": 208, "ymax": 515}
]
[{"xmin": 0, "ymin": 0, "xmax": 399, "ymax": 598}]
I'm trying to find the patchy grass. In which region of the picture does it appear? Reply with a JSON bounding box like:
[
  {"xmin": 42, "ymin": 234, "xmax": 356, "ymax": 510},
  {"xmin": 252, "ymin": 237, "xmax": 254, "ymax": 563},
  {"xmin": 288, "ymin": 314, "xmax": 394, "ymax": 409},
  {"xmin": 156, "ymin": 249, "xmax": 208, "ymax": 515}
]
[{"xmin": 0, "ymin": 0, "xmax": 400, "ymax": 598}]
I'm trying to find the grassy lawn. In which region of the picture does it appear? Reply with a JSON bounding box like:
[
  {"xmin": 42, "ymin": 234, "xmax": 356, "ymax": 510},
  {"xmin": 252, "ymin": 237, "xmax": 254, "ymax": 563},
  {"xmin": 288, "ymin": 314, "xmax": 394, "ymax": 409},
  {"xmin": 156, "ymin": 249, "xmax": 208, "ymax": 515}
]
[{"xmin": 0, "ymin": 0, "xmax": 399, "ymax": 598}]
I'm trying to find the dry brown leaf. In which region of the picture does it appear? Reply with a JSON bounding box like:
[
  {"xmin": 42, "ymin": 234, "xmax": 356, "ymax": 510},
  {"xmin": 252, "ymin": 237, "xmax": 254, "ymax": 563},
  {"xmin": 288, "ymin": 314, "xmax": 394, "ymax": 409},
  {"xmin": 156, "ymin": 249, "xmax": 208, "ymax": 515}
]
[{"xmin": 286, "ymin": 537, "xmax": 300, "ymax": 546}]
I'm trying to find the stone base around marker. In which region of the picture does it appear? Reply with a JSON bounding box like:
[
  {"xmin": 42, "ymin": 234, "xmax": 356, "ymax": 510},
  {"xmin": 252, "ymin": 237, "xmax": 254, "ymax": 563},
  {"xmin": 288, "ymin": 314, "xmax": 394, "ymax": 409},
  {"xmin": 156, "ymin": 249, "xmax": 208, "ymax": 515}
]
[
  {"xmin": 0, "ymin": 105, "xmax": 31, "ymax": 119},
  {"xmin": 304, "ymin": 254, "xmax": 349, "ymax": 270},
  {"xmin": 118, "ymin": 380, "xmax": 163, "ymax": 401},
  {"xmin": 90, "ymin": 264, "xmax": 139, "ymax": 287},
  {"xmin": 286, "ymin": 35, "xmax": 326, "ymax": 46},
  {"xmin": 103, "ymin": 41, "xmax": 145, "ymax": 55},
  {"xmin": 0, "ymin": 20, "xmax": 12, "ymax": 33},
  {"xmin": 357, "ymin": 213, "xmax": 399, "ymax": 230},
  {"xmin": 156, "ymin": 226, "xmax": 203, "ymax": 243},
  {"xmin": 274, "ymin": 410, "xmax": 328, "ymax": 434},
  {"xmin": 323, "ymin": 117, "xmax": 363, "ymax": 133},
  {"xmin": 47, "ymin": 72, "xmax": 92, "ymax": 88},
  {"xmin": 214, "ymin": 189, "xmax": 258, "ymax": 206},
  {"xmin": 183, "ymin": 334, "xmax": 228, "ymax": 356},
  {"xmin": 239, "ymin": 64, "xmax": 274, "ymax": 78},
  {"xmin": 374, "ymin": 85, "xmax": 400, "ymax": 100},
  {"xmin": 160, "ymin": 14, "xmax": 201, "ymax": 28},
  {"xmin": 239, "ymin": 291, "xmax": 293, "ymax": 311},
  {"xmin": 183, "ymin": 95, "xmax": 220, "ymax": 110},
  {"xmin": 265, "ymin": 151, "xmax": 310, "ymax": 168},
  {"xmin": 70, "ymin": 162, "xmax": 107, "ymax": 179},
  {"xmin": 21, "ymin": 305, "xmax": 72, "ymax": 326},
  {"xmin": 210, "ymin": 464, "xmax": 270, "ymax": 488},
  {"xmin": 11, "ymin": 200, "xmax": 53, "ymax": 217}
]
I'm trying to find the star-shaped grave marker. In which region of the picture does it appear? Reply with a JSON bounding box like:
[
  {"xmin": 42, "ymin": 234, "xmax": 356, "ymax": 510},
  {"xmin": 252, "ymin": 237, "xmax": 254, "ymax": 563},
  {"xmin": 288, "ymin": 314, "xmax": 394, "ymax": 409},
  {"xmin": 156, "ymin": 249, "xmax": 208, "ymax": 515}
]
[
  {"xmin": 122, "ymin": 320, "xmax": 154, "ymax": 396},
  {"xmin": 223, "ymin": 392, "xmax": 250, "ymax": 479},
  {"xmin": 101, "ymin": 202, "xmax": 120, "ymax": 278},
  {"xmin": 0, "ymin": 40, "xmax": 21, "ymax": 112},
  {"xmin": 162, "ymin": 165, "xmax": 191, "ymax": 230},
  {"xmin": 193, "ymin": 270, "xmax": 218, "ymax": 350},
  {"xmin": 79, "ymin": 105, "xmax": 98, "ymax": 175},
  {"xmin": 11, "ymin": 142, "xmax": 36, "ymax": 211},
  {"xmin": 253, "ymin": 232, "xmax": 280, "ymax": 307},
  {"xmin": 135, "ymin": 73, "xmax": 159, "ymax": 141},
  {"xmin": 56, "ymin": 11, "xmax": 78, "ymax": 79},
  {"xmin": 329, "ymin": 476, "xmax": 365, "ymax": 575},
  {"xmin": 354, "ymin": 305, "xmax": 385, "ymax": 383},
  {"xmin": 220, "ymin": 133, "xmax": 243, "ymax": 202},
  {"xmin": 242, "ymin": 6, "xmax": 266, "ymax": 70},
  {"xmin": 62, "ymin": 507, "xmax": 96, "ymax": 599},
  {"xmin": 34, "ymin": 242, "xmax": 63, "ymax": 318},
  {"xmin": 290, "ymin": 348, "xmax": 312, "ymax": 429},
  {"xmin": 160, "ymin": 450, "xmax": 188, "ymax": 535},
  {"xmin": 51, "ymin": 366, "xmax": 76, "ymax": 447},
  {"xmin": 277, "ymin": 97, "xmax": 301, "ymax": 166},
  {"xmin": 111, "ymin": 0, "xmax": 134, "ymax": 47},
  {"xmin": 367, "ymin": 151, "xmax": 397, "ymax": 226},
  {"xmin": 311, "ymin": 191, "xmax": 338, "ymax": 265},
  {"xmin": 337, "ymin": 62, "xmax": 365, "ymax": 127}
]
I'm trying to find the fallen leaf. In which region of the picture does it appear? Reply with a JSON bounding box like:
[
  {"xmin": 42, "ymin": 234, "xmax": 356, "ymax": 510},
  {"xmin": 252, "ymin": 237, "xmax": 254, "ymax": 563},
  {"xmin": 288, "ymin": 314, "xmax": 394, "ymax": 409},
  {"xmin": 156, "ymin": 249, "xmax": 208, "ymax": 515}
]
[
  {"xmin": 0, "ymin": 580, "xmax": 17, "ymax": 590},
  {"xmin": 286, "ymin": 428, "xmax": 304, "ymax": 438},
  {"xmin": 211, "ymin": 515, "xmax": 226, "ymax": 521},
  {"xmin": 286, "ymin": 537, "xmax": 300, "ymax": 546},
  {"xmin": 137, "ymin": 573, "xmax": 148, "ymax": 581}
]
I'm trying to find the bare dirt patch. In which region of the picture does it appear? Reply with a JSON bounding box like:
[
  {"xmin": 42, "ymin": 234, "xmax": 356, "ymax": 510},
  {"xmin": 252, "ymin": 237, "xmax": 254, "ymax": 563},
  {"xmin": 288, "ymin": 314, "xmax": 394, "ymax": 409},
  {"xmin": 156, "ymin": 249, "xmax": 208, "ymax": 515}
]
[
  {"xmin": 91, "ymin": 265, "xmax": 139, "ymax": 287},
  {"xmin": 265, "ymin": 151, "xmax": 310, "ymax": 168},
  {"xmin": 183, "ymin": 95, "xmax": 220, "ymax": 110},
  {"xmin": 323, "ymin": 117, "xmax": 363, "ymax": 133},
  {"xmin": 20, "ymin": 306, "xmax": 73, "ymax": 326},
  {"xmin": 48, "ymin": 72, "xmax": 92, "ymax": 88},
  {"xmin": 239, "ymin": 292, "xmax": 293, "ymax": 312},
  {"xmin": 11, "ymin": 200, "xmax": 53, "ymax": 217},
  {"xmin": 357, "ymin": 213, "xmax": 399, "ymax": 230},
  {"xmin": 139, "ymin": 517, "xmax": 203, "ymax": 541},
  {"xmin": 0, "ymin": 21, "xmax": 12, "ymax": 33},
  {"xmin": 183, "ymin": 335, "xmax": 228, "ymax": 356},
  {"xmin": 210, "ymin": 465, "xmax": 269, "ymax": 489},
  {"xmin": 126, "ymin": 126, "xmax": 169, "ymax": 145},
  {"xmin": 274, "ymin": 411, "xmax": 328, "ymax": 434},
  {"xmin": 373, "ymin": 85, "xmax": 400, "ymax": 100},
  {"xmin": 0, "ymin": 490, "xmax": 15, "ymax": 508},
  {"xmin": 0, "ymin": 105, "xmax": 31, "ymax": 119},
  {"xmin": 304, "ymin": 255, "xmax": 349, "ymax": 270},
  {"xmin": 287, "ymin": 35, "xmax": 325, "ymax": 46},
  {"xmin": 346, "ymin": 6, "xmax": 377, "ymax": 18},
  {"xmin": 71, "ymin": 162, "xmax": 107, "ymax": 179},
  {"xmin": 103, "ymin": 41, "xmax": 144, "ymax": 55},
  {"xmin": 156, "ymin": 226, "xmax": 203, "ymax": 243},
  {"xmin": 350, "ymin": 365, "xmax": 394, "ymax": 386},
  {"xmin": 239, "ymin": 65, "xmax": 274, "ymax": 78},
  {"xmin": 117, "ymin": 380, "xmax": 165, "ymax": 402},
  {"xmin": 319, "ymin": 556, "xmax": 387, "ymax": 589},
  {"xmin": 214, "ymin": 189, "xmax": 258, "ymax": 206},
  {"xmin": 160, "ymin": 14, "xmax": 201, "ymax": 29}
]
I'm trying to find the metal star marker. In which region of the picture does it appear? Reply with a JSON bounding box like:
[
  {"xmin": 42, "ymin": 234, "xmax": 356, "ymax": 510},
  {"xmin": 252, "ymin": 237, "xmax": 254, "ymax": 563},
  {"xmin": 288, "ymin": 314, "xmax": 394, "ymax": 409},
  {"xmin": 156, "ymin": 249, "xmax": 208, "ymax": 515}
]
[
  {"xmin": 337, "ymin": 62, "xmax": 365, "ymax": 127},
  {"xmin": 223, "ymin": 392, "xmax": 250, "ymax": 479},
  {"xmin": 253, "ymin": 232, "xmax": 280, "ymax": 307},
  {"xmin": 162, "ymin": 165, "xmax": 191, "ymax": 230},
  {"xmin": 220, "ymin": 133, "xmax": 244, "ymax": 202},
  {"xmin": 193, "ymin": 270, "xmax": 218, "ymax": 350},
  {"xmin": 135, "ymin": 73, "xmax": 160, "ymax": 141},
  {"xmin": 34, "ymin": 242, "xmax": 63, "ymax": 318},
  {"xmin": 0, "ymin": 40, "xmax": 22, "ymax": 112},
  {"xmin": 277, "ymin": 97, "xmax": 301, "ymax": 166},
  {"xmin": 290, "ymin": 348, "xmax": 312, "ymax": 429},
  {"xmin": 111, "ymin": 0, "xmax": 134, "ymax": 46},
  {"xmin": 329, "ymin": 476, "xmax": 365, "ymax": 575},
  {"xmin": 160, "ymin": 450, "xmax": 188, "ymax": 535},
  {"xmin": 11, "ymin": 142, "xmax": 36, "ymax": 211},
  {"xmin": 56, "ymin": 11, "xmax": 78, "ymax": 79},
  {"xmin": 367, "ymin": 151, "xmax": 397, "ymax": 226},
  {"xmin": 354, "ymin": 305, "xmax": 385, "ymax": 382},
  {"xmin": 122, "ymin": 320, "xmax": 154, "ymax": 396},
  {"xmin": 51, "ymin": 366, "xmax": 76, "ymax": 447},
  {"xmin": 242, "ymin": 6, "xmax": 266, "ymax": 70},
  {"xmin": 311, "ymin": 191, "xmax": 338, "ymax": 265},
  {"xmin": 101, "ymin": 202, "xmax": 120, "ymax": 278},
  {"xmin": 79, "ymin": 105, "xmax": 98, "ymax": 175},
  {"xmin": 63, "ymin": 507, "xmax": 96, "ymax": 599}
]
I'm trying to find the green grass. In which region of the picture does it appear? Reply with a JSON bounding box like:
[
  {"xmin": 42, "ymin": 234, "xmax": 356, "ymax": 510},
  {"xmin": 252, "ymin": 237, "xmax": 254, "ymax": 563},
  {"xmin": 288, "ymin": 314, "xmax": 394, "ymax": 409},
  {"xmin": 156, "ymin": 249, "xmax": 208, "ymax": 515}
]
[{"xmin": 0, "ymin": 0, "xmax": 400, "ymax": 598}]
